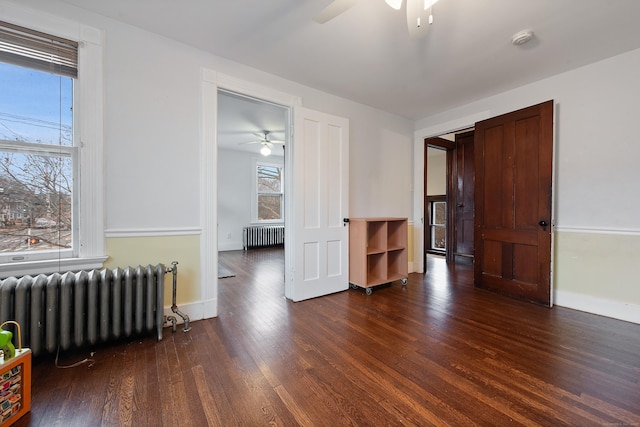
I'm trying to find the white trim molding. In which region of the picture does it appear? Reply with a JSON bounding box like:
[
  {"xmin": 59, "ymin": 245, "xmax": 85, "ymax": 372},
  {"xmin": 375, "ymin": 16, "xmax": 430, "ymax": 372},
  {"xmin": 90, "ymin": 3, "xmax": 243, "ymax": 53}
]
[
  {"xmin": 0, "ymin": 256, "xmax": 108, "ymax": 279},
  {"xmin": 555, "ymin": 226, "xmax": 640, "ymax": 236},
  {"xmin": 555, "ymin": 290, "xmax": 640, "ymax": 325},
  {"xmin": 201, "ymin": 68, "xmax": 301, "ymax": 319},
  {"xmin": 163, "ymin": 297, "xmax": 217, "ymax": 325},
  {"xmin": 105, "ymin": 227, "xmax": 201, "ymax": 238},
  {"xmin": 200, "ymin": 67, "xmax": 219, "ymax": 318}
]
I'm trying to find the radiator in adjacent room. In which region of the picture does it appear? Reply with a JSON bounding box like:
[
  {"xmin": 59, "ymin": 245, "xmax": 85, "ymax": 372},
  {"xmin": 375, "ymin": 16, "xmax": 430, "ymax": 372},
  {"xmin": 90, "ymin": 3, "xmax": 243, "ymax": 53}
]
[
  {"xmin": 242, "ymin": 225, "xmax": 285, "ymax": 250},
  {"xmin": 0, "ymin": 264, "xmax": 166, "ymax": 357}
]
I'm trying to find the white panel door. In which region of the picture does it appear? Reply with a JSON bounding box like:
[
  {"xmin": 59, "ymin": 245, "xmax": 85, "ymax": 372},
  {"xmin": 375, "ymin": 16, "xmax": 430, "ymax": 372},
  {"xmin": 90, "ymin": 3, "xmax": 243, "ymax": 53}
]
[{"xmin": 287, "ymin": 107, "xmax": 349, "ymax": 301}]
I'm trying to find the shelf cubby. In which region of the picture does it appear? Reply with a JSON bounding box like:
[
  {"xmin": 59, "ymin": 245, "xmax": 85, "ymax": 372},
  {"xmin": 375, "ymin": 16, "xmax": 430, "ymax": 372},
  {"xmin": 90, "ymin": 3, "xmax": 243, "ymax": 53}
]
[
  {"xmin": 349, "ymin": 218, "xmax": 408, "ymax": 293},
  {"xmin": 366, "ymin": 221, "xmax": 387, "ymax": 254},
  {"xmin": 387, "ymin": 248, "xmax": 408, "ymax": 281},
  {"xmin": 387, "ymin": 219, "xmax": 407, "ymax": 251},
  {"xmin": 367, "ymin": 252, "xmax": 387, "ymax": 286}
]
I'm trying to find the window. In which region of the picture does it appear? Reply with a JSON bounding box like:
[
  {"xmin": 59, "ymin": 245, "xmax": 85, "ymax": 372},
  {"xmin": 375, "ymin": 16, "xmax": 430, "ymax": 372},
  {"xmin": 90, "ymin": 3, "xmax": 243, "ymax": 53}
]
[
  {"xmin": 428, "ymin": 197, "xmax": 446, "ymax": 252},
  {"xmin": 0, "ymin": 22, "xmax": 77, "ymax": 261},
  {"xmin": 256, "ymin": 162, "xmax": 283, "ymax": 222},
  {"xmin": 0, "ymin": 13, "xmax": 105, "ymax": 276}
]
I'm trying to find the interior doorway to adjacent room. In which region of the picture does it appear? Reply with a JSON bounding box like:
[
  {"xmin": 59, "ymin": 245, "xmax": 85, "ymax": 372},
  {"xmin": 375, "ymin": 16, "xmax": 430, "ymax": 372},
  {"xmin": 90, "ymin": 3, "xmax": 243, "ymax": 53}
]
[
  {"xmin": 216, "ymin": 90, "xmax": 288, "ymax": 285},
  {"xmin": 424, "ymin": 129, "xmax": 475, "ymax": 267}
]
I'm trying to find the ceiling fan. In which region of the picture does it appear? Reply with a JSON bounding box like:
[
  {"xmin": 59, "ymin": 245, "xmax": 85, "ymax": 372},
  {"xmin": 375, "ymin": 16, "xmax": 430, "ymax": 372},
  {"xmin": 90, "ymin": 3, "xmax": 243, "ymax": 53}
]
[
  {"xmin": 240, "ymin": 131, "xmax": 285, "ymax": 156},
  {"xmin": 314, "ymin": 0, "xmax": 440, "ymax": 38}
]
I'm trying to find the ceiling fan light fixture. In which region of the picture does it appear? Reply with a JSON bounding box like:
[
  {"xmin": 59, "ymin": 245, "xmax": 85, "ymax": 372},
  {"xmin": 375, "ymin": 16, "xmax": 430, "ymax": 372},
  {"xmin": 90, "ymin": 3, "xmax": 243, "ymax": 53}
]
[
  {"xmin": 385, "ymin": 0, "xmax": 403, "ymax": 10},
  {"xmin": 407, "ymin": 0, "xmax": 430, "ymax": 38},
  {"xmin": 260, "ymin": 145, "xmax": 271, "ymax": 156}
]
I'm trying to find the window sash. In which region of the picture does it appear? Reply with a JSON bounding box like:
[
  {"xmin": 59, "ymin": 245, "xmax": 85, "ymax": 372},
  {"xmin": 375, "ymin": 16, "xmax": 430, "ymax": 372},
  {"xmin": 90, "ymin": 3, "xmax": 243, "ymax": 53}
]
[
  {"xmin": 257, "ymin": 194, "xmax": 283, "ymax": 221},
  {"xmin": 255, "ymin": 162, "xmax": 284, "ymax": 222}
]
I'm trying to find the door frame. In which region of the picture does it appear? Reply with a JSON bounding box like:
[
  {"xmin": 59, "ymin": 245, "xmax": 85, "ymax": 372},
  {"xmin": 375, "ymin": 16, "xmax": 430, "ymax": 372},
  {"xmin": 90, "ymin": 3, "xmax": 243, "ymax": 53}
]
[
  {"xmin": 451, "ymin": 130, "xmax": 475, "ymax": 265},
  {"xmin": 423, "ymin": 138, "xmax": 455, "ymax": 268},
  {"xmin": 413, "ymin": 112, "xmax": 491, "ymax": 275},
  {"xmin": 201, "ymin": 69, "xmax": 301, "ymax": 318},
  {"xmin": 413, "ymin": 106, "xmax": 554, "ymax": 304}
]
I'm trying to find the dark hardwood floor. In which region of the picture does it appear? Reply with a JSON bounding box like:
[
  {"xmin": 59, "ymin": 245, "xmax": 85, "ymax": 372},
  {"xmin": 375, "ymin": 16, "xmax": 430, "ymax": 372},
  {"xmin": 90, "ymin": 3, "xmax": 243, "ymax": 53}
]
[{"xmin": 15, "ymin": 249, "xmax": 640, "ymax": 426}]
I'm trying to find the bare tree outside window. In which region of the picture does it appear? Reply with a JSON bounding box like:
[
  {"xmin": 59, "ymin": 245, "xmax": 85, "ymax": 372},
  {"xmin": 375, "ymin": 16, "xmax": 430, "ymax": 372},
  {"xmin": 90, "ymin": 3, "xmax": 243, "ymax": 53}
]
[
  {"xmin": 430, "ymin": 200, "xmax": 446, "ymax": 251},
  {"xmin": 0, "ymin": 62, "xmax": 74, "ymax": 254},
  {"xmin": 257, "ymin": 164, "xmax": 283, "ymax": 221},
  {"xmin": 0, "ymin": 153, "xmax": 72, "ymax": 251}
]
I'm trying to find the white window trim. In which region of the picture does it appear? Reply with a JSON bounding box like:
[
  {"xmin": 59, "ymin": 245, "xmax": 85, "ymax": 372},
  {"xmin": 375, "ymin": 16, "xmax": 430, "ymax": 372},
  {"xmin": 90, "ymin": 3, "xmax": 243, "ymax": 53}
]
[
  {"xmin": 251, "ymin": 157, "xmax": 284, "ymax": 225},
  {"xmin": 0, "ymin": 5, "xmax": 106, "ymax": 278}
]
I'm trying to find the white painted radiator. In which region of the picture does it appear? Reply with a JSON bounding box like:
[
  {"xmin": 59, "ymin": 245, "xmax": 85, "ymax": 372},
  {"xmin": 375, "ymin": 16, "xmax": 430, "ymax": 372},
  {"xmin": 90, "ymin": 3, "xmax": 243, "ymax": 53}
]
[{"xmin": 242, "ymin": 225, "xmax": 284, "ymax": 250}]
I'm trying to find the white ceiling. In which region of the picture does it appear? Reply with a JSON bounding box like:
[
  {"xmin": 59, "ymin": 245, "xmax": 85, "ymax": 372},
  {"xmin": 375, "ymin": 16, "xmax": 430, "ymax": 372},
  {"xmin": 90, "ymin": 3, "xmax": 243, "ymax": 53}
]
[
  {"xmin": 19, "ymin": 0, "xmax": 640, "ymax": 155},
  {"xmin": 50, "ymin": 0, "xmax": 640, "ymax": 121},
  {"xmin": 217, "ymin": 91, "xmax": 288, "ymax": 156}
]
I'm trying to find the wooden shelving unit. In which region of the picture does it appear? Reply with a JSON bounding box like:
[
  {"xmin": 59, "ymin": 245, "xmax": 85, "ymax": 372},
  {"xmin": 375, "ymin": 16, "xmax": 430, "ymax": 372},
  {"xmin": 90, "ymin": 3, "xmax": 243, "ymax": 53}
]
[{"xmin": 349, "ymin": 218, "xmax": 408, "ymax": 294}]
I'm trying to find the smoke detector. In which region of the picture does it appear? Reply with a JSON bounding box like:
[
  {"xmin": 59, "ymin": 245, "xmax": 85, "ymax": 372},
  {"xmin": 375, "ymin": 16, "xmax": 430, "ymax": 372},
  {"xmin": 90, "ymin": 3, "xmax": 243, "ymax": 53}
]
[{"xmin": 512, "ymin": 30, "xmax": 534, "ymax": 46}]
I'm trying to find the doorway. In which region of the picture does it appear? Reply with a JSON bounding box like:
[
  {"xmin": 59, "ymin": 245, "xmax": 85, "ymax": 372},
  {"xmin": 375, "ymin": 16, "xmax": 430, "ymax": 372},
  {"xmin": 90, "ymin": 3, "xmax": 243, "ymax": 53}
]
[
  {"xmin": 216, "ymin": 90, "xmax": 289, "ymax": 254},
  {"xmin": 420, "ymin": 100, "xmax": 554, "ymax": 306},
  {"xmin": 423, "ymin": 130, "xmax": 474, "ymax": 267},
  {"xmin": 199, "ymin": 71, "xmax": 300, "ymax": 318},
  {"xmin": 203, "ymin": 71, "xmax": 350, "ymax": 314}
]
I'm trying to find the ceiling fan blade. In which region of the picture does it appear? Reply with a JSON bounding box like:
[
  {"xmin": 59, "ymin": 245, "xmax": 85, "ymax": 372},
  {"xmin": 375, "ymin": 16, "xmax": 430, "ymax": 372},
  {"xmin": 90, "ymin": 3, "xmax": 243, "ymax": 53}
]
[{"xmin": 314, "ymin": 0, "xmax": 360, "ymax": 24}]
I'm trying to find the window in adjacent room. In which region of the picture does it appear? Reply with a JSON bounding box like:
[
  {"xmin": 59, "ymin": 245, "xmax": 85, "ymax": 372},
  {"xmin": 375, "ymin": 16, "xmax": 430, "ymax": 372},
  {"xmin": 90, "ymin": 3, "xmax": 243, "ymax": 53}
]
[
  {"xmin": 0, "ymin": 20, "xmax": 78, "ymax": 262},
  {"xmin": 428, "ymin": 196, "xmax": 446, "ymax": 253},
  {"xmin": 256, "ymin": 162, "xmax": 283, "ymax": 222}
]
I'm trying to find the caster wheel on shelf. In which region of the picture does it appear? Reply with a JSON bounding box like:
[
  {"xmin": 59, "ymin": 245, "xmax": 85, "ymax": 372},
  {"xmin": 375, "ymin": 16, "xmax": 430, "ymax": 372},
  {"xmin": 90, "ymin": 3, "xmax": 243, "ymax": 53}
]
[
  {"xmin": 365, "ymin": 288, "xmax": 373, "ymax": 295},
  {"xmin": 349, "ymin": 283, "xmax": 357, "ymax": 289},
  {"xmin": 401, "ymin": 278, "xmax": 408, "ymax": 285}
]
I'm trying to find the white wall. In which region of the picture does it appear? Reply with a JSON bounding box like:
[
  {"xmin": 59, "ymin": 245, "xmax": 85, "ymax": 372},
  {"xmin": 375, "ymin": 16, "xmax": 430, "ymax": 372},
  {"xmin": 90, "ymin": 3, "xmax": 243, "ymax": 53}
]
[
  {"xmin": 17, "ymin": 0, "xmax": 414, "ymax": 227},
  {"xmin": 414, "ymin": 47, "xmax": 640, "ymax": 324},
  {"xmin": 217, "ymin": 149, "xmax": 284, "ymax": 251},
  {"xmin": 416, "ymin": 49, "xmax": 640, "ymax": 231}
]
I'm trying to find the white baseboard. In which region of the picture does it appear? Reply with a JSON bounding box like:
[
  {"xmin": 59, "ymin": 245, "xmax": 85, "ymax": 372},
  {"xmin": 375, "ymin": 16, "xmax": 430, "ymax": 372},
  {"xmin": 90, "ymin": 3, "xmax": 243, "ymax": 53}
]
[
  {"xmin": 164, "ymin": 292, "xmax": 639, "ymax": 330},
  {"xmin": 218, "ymin": 241, "xmax": 243, "ymax": 251},
  {"xmin": 554, "ymin": 290, "xmax": 640, "ymax": 325},
  {"xmin": 163, "ymin": 298, "xmax": 217, "ymax": 326}
]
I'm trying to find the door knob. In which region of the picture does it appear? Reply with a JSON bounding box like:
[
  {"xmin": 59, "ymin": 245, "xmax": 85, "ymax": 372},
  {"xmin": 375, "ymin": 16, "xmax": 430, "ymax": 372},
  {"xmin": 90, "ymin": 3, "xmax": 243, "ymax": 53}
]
[{"xmin": 539, "ymin": 220, "xmax": 548, "ymax": 231}]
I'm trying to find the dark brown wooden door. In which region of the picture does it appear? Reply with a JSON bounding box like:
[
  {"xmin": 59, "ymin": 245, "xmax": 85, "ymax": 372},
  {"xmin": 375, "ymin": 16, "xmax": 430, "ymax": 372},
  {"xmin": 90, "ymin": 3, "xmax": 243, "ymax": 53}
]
[
  {"xmin": 453, "ymin": 131, "xmax": 474, "ymax": 262},
  {"xmin": 474, "ymin": 101, "xmax": 553, "ymax": 306}
]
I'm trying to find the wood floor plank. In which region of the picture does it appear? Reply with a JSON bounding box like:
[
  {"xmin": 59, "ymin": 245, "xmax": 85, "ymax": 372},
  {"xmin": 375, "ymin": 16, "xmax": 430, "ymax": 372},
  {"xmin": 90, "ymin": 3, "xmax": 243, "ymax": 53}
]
[
  {"xmin": 191, "ymin": 364, "xmax": 225, "ymax": 426},
  {"xmin": 132, "ymin": 340, "xmax": 163, "ymax": 426},
  {"xmin": 12, "ymin": 249, "xmax": 640, "ymax": 426}
]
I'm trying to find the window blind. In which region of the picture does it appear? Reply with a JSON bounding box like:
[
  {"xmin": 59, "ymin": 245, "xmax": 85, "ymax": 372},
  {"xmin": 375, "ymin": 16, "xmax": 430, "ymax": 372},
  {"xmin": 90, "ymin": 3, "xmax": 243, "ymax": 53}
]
[{"xmin": 0, "ymin": 20, "xmax": 78, "ymax": 78}]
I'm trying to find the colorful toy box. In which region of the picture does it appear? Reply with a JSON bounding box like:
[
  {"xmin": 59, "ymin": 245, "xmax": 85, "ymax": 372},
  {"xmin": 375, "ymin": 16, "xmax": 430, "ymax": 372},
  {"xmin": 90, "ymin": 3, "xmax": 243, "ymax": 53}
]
[{"xmin": 0, "ymin": 324, "xmax": 31, "ymax": 427}]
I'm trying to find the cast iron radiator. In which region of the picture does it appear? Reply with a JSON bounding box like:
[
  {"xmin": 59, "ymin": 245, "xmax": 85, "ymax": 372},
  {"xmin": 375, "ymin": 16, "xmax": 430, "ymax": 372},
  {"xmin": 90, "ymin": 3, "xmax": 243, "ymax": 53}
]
[
  {"xmin": 242, "ymin": 225, "xmax": 285, "ymax": 250},
  {"xmin": 0, "ymin": 264, "xmax": 166, "ymax": 357}
]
